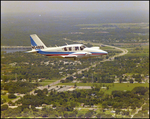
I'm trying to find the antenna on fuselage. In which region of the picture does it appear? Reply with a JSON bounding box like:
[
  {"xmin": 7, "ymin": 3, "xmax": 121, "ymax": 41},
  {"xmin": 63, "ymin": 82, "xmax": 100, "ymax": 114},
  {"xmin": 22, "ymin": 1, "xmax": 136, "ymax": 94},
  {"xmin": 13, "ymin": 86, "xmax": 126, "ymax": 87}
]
[{"xmin": 65, "ymin": 42, "xmax": 68, "ymax": 45}]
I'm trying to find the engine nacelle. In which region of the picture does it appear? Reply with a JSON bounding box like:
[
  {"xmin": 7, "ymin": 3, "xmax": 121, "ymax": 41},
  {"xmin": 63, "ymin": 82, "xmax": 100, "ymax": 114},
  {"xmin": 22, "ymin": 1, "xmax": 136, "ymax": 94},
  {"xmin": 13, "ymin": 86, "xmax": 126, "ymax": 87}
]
[{"xmin": 85, "ymin": 52, "xmax": 92, "ymax": 56}]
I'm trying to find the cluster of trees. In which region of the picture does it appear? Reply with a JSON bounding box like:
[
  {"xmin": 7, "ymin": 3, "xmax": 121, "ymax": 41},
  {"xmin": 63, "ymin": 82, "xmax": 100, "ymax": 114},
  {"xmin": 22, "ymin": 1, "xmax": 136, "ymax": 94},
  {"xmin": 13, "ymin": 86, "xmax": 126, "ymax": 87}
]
[
  {"xmin": 131, "ymin": 47, "xmax": 146, "ymax": 53},
  {"xmin": 1, "ymin": 51, "xmax": 108, "ymax": 82},
  {"xmin": 1, "ymin": 86, "xmax": 148, "ymax": 118},
  {"xmin": 133, "ymin": 100, "xmax": 149, "ymax": 118},
  {"xmin": 2, "ymin": 12, "xmax": 148, "ymax": 46},
  {"xmin": 72, "ymin": 53, "xmax": 149, "ymax": 83},
  {"xmin": 1, "ymin": 81, "xmax": 39, "ymax": 94},
  {"xmin": 102, "ymin": 86, "xmax": 149, "ymax": 110}
]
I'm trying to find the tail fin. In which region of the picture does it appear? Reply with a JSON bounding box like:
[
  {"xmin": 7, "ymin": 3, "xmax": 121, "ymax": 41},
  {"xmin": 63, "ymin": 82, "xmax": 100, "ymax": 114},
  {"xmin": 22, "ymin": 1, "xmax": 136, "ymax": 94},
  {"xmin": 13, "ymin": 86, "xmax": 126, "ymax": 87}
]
[{"xmin": 30, "ymin": 34, "xmax": 47, "ymax": 50}]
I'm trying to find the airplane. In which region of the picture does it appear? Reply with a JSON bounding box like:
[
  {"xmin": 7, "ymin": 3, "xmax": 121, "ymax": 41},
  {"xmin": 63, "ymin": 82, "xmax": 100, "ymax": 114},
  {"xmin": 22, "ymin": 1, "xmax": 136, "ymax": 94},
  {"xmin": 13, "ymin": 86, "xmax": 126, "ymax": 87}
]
[{"xmin": 26, "ymin": 34, "xmax": 108, "ymax": 60}]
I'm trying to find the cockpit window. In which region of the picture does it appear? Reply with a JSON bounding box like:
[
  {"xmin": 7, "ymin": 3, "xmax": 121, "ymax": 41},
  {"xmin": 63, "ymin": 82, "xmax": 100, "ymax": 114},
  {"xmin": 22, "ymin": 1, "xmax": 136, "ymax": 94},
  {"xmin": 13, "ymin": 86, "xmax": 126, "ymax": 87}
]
[{"xmin": 80, "ymin": 45, "xmax": 86, "ymax": 50}]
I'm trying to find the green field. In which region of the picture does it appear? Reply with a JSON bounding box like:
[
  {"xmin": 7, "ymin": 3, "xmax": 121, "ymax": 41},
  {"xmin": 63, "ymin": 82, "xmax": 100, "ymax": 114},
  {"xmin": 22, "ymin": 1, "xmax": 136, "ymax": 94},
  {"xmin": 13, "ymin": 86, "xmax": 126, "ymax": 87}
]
[
  {"xmin": 38, "ymin": 79, "xmax": 58, "ymax": 86},
  {"xmin": 104, "ymin": 83, "xmax": 149, "ymax": 95},
  {"xmin": 1, "ymin": 94, "xmax": 19, "ymax": 103},
  {"xmin": 56, "ymin": 83, "xmax": 149, "ymax": 95}
]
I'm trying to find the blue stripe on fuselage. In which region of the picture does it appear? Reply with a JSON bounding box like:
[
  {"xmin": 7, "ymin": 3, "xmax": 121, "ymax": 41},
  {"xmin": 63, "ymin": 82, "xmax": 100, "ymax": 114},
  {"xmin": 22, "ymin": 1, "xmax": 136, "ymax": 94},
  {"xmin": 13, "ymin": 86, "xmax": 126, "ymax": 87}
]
[
  {"xmin": 37, "ymin": 51, "xmax": 106, "ymax": 55},
  {"xmin": 37, "ymin": 51, "xmax": 74, "ymax": 55}
]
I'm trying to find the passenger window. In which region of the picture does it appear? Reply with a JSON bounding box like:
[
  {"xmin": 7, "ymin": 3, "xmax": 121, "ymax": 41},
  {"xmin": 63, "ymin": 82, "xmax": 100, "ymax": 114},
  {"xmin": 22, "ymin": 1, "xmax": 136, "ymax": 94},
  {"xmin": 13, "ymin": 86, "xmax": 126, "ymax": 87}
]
[
  {"xmin": 63, "ymin": 47, "xmax": 67, "ymax": 51},
  {"xmin": 69, "ymin": 47, "xmax": 72, "ymax": 51}
]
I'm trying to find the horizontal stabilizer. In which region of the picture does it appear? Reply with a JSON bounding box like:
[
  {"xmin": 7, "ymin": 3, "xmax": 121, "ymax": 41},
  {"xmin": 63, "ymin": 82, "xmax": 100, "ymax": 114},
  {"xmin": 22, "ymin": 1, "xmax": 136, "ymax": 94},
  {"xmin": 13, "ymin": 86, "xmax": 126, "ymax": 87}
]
[{"xmin": 25, "ymin": 50, "xmax": 38, "ymax": 53}]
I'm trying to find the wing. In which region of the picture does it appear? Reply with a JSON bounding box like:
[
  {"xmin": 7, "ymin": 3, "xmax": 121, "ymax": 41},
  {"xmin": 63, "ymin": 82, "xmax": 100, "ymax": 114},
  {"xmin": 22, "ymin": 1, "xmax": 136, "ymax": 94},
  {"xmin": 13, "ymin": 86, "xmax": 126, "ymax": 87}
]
[
  {"xmin": 61, "ymin": 52, "xmax": 92, "ymax": 60},
  {"xmin": 61, "ymin": 55, "xmax": 77, "ymax": 60}
]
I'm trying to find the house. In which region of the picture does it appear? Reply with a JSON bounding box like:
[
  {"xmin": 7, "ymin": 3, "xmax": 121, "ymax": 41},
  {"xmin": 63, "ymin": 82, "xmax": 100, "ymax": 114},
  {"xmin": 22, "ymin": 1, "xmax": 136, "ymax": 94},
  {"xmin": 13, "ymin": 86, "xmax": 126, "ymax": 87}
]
[
  {"xmin": 84, "ymin": 105, "xmax": 90, "ymax": 108},
  {"xmin": 38, "ymin": 79, "xmax": 41, "ymax": 82},
  {"xmin": 42, "ymin": 104, "xmax": 47, "ymax": 107},
  {"xmin": 67, "ymin": 87, "xmax": 75, "ymax": 91},
  {"xmin": 101, "ymin": 87, "xmax": 107, "ymax": 89},
  {"xmin": 35, "ymin": 106, "xmax": 43, "ymax": 109},
  {"xmin": 9, "ymin": 106, "xmax": 18, "ymax": 109},
  {"xmin": 14, "ymin": 93, "xmax": 20, "ymax": 96},
  {"xmin": 9, "ymin": 62, "xmax": 17, "ymax": 66},
  {"xmin": 133, "ymin": 81, "xmax": 138, "ymax": 83},
  {"xmin": 111, "ymin": 110, "xmax": 116, "ymax": 113},
  {"xmin": 21, "ymin": 79, "xmax": 26, "ymax": 82},
  {"xmin": 91, "ymin": 94, "xmax": 95, "ymax": 96}
]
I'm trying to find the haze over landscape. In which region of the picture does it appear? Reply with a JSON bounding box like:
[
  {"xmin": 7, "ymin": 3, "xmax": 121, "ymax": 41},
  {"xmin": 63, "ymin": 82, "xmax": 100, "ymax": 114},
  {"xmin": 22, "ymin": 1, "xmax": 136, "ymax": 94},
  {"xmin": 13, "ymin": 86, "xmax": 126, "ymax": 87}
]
[
  {"xmin": 1, "ymin": 1, "xmax": 149, "ymax": 118},
  {"xmin": 1, "ymin": 1, "xmax": 149, "ymax": 46},
  {"xmin": 2, "ymin": 1, "xmax": 149, "ymax": 13}
]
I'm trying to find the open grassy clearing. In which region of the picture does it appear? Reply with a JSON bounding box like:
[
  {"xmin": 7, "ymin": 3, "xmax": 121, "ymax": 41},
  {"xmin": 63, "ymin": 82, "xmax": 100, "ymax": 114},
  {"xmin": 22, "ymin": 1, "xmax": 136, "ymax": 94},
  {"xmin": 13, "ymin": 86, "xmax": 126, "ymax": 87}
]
[
  {"xmin": 56, "ymin": 83, "xmax": 149, "ymax": 95},
  {"xmin": 38, "ymin": 79, "xmax": 59, "ymax": 86},
  {"xmin": 125, "ymin": 45, "xmax": 149, "ymax": 57},
  {"xmin": 101, "ymin": 46, "xmax": 115, "ymax": 50},
  {"xmin": 126, "ymin": 53, "xmax": 149, "ymax": 57},
  {"xmin": 1, "ymin": 94, "xmax": 20, "ymax": 102},
  {"xmin": 104, "ymin": 83, "xmax": 149, "ymax": 95}
]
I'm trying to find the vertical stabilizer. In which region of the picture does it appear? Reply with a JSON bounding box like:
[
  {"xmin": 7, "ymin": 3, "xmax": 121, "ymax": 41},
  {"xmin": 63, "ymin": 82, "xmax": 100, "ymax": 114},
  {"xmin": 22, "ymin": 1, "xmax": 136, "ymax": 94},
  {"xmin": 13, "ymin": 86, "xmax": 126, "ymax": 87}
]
[{"xmin": 30, "ymin": 34, "xmax": 47, "ymax": 50}]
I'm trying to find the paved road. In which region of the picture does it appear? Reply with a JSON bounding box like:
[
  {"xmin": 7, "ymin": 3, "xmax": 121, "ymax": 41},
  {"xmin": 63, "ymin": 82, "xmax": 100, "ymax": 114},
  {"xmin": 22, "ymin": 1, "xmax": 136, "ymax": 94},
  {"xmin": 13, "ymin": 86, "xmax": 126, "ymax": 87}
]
[{"xmin": 1, "ymin": 43, "xmax": 128, "ymax": 106}]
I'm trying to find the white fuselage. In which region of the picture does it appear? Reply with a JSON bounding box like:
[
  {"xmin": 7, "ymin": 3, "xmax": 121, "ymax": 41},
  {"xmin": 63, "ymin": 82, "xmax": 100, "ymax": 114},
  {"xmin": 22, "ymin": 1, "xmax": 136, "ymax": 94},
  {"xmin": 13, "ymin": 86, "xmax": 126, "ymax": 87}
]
[{"xmin": 35, "ymin": 44, "xmax": 108, "ymax": 59}]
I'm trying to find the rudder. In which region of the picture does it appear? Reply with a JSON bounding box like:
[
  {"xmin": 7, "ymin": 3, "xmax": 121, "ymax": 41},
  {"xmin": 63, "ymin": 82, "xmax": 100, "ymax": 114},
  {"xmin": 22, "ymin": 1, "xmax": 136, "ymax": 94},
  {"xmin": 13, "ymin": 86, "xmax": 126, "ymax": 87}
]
[{"xmin": 30, "ymin": 34, "xmax": 47, "ymax": 50}]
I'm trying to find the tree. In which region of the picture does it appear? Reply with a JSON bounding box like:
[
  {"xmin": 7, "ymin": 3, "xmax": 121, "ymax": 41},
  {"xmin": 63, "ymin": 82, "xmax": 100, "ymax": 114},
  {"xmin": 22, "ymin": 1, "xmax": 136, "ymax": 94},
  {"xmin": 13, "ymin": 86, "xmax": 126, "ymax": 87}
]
[
  {"xmin": 132, "ymin": 87, "xmax": 148, "ymax": 95},
  {"xmin": 1, "ymin": 104, "xmax": 8, "ymax": 111},
  {"xmin": 129, "ymin": 79, "xmax": 134, "ymax": 83},
  {"xmin": 84, "ymin": 111, "xmax": 93, "ymax": 118},
  {"xmin": 96, "ymin": 112, "xmax": 104, "ymax": 118},
  {"xmin": 22, "ymin": 108, "xmax": 30, "ymax": 117},
  {"xmin": 74, "ymin": 83, "xmax": 77, "ymax": 87},
  {"xmin": 119, "ymin": 78, "xmax": 122, "ymax": 83},
  {"xmin": 42, "ymin": 111, "xmax": 49, "ymax": 117},
  {"xmin": 8, "ymin": 101, "xmax": 13, "ymax": 106},
  {"xmin": 115, "ymin": 109, "xmax": 121, "ymax": 115},
  {"xmin": 3, "ymin": 75, "xmax": 8, "ymax": 82},
  {"xmin": 68, "ymin": 112, "xmax": 76, "ymax": 117},
  {"xmin": 43, "ymin": 88, "xmax": 48, "ymax": 94},
  {"xmin": 78, "ymin": 113, "xmax": 84, "ymax": 118},
  {"xmin": 8, "ymin": 94, "xmax": 17, "ymax": 99},
  {"xmin": 135, "ymin": 78, "xmax": 141, "ymax": 83},
  {"xmin": 63, "ymin": 112, "xmax": 68, "ymax": 118},
  {"xmin": 1, "ymin": 98, "xmax": 6, "ymax": 104},
  {"xmin": 66, "ymin": 105, "xmax": 73, "ymax": 111}
]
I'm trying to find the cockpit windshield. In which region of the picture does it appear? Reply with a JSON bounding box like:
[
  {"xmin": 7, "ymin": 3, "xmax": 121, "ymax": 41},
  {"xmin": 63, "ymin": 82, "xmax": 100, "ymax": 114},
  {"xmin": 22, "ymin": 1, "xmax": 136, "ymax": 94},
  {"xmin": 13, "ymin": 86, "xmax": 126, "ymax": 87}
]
[{"xmin": 80, "ymin": 45, "xmax": 86, "ymax": 50}]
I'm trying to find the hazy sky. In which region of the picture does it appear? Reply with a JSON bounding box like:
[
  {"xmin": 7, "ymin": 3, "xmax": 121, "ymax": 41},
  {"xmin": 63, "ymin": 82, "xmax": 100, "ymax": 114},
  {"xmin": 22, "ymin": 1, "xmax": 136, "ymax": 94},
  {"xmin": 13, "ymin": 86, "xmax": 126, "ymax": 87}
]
[{"xmin": 1, "ymin": 1, "xmax": 149, "ymax": 13}]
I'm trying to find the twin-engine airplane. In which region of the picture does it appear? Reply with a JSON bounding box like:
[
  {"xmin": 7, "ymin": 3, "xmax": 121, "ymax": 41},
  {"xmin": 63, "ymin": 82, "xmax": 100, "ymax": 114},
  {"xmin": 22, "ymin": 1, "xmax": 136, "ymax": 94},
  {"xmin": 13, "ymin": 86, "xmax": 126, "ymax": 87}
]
[{"xmin": 27, "ymin": 34, "xmax": 108, "ymax": 60}]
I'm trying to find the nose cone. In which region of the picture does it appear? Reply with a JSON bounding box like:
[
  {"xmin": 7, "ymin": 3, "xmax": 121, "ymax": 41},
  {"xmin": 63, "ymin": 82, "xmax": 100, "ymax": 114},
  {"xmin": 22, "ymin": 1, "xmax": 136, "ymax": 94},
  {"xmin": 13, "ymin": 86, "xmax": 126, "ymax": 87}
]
[{"xmin": 104, "ymin": 51, "xmax": 108, "ymax": 55}]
